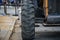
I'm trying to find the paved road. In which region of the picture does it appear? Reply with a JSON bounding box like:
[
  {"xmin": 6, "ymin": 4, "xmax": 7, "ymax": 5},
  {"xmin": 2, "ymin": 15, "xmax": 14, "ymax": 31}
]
[{"xmin": 35, "ymin": 32, "xmax": 60, "ymax": 40}]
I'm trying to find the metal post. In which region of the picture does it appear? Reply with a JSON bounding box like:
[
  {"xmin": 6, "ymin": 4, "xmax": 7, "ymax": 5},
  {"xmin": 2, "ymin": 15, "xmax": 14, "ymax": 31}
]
[
  {"xmin": 4, "ymin": 4, "xmax": 7, "ymax": 15},
  {"xmin": 4, "ymin": 0, "xmax": 7, "ymax": 15}
]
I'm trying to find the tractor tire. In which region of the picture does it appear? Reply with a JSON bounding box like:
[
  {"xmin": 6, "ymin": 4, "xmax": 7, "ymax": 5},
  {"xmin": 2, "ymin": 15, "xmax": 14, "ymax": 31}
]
[{"xmin": 21, "ymin": 0, "xmax": 35, "ymax": 40}]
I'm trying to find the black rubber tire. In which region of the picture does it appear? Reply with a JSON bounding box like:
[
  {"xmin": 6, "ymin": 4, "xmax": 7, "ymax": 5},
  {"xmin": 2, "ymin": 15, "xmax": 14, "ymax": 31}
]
[{"xmin": 21, "ymin": 0, "xmax": 35, "ymax": 40}]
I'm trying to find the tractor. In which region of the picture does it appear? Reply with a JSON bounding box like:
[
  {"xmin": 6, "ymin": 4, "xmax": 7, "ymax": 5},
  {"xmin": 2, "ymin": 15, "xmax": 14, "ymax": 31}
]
[{"xmin": 21, "ymin": 0, "xmax": 60, "ymax": 40}]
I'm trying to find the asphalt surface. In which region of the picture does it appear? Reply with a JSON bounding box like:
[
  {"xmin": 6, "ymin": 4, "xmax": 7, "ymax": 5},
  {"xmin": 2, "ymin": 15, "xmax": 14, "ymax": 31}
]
[{"xmin": 35, "ymin": 32, "xmax": 60, "ymax": 40}]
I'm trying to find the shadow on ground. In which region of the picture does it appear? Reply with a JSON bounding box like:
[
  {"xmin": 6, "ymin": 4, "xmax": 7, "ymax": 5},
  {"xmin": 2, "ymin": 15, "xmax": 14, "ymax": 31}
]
[{"xmin": 35, "ymin": 32, "xmax": 60, "ymax": 40}]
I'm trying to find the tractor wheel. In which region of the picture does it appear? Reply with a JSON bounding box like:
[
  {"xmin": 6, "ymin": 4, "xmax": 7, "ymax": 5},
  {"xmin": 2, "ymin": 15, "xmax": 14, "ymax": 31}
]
[{"xmin": 21, "ymin": 0, "xmax": 35, "ymax": 40}]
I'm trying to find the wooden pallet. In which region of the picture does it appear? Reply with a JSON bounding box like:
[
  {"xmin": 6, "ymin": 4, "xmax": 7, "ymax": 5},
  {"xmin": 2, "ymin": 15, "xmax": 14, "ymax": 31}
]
[{"xmin": 0, "ymin": 16, "xmax": 18, "ymax": 40}]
